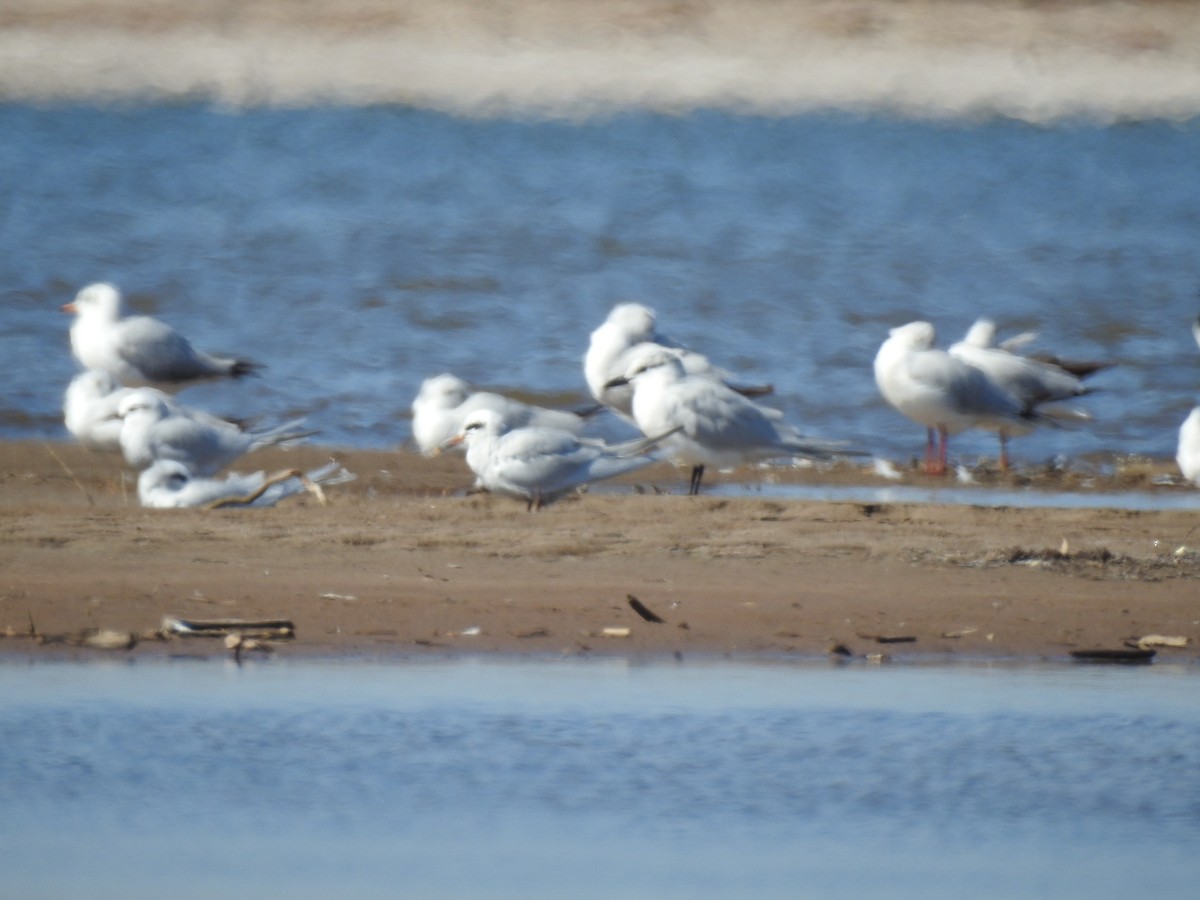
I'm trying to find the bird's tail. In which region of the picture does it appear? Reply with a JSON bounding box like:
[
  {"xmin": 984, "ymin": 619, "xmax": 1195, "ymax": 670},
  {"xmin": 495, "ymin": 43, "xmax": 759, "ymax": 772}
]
[
  {"xmin": 230, "ymin": 359, "xmax": 265, "ymax": 379},
  {"xmin": 251, "ymin": 417, "xmax": 319, "ymax": 448},
  {"xmin": 610, "ymin": 426, "xmax": 683, "ymax": 458},
  {"xmin": 304, "ymin": 461, "xmax": 357, "ymax": 487},
  {"xmin": 1030, "ymin": 405, "xmax": 1093, "ymax": 428},
  {"xmin": 783, "ymin": 435, "xmax": 870, "ymax": 461}
]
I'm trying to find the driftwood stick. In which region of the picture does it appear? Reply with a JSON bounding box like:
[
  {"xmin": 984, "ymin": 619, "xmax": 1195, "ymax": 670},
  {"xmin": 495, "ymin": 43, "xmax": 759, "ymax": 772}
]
[
  {"xmin": 43, "ymin": 443, "xmax": 94, "ymax": 507},
  {"xmin": 206, "ymin": 469, "xmax": 304, "ymax": 509}
]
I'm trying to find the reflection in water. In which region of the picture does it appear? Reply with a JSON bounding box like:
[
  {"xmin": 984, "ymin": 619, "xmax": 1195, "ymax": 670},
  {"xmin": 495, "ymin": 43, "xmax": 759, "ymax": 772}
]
[{"xmin": 1, "ymin": 658, "xmax": 1198, "ymax": 898}]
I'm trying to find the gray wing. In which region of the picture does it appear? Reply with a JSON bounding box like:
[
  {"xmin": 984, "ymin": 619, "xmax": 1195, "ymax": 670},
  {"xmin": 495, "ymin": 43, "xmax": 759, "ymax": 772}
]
[{"xmin": 115, "ymin": 316, "xmax": 246, "ymax": 383}]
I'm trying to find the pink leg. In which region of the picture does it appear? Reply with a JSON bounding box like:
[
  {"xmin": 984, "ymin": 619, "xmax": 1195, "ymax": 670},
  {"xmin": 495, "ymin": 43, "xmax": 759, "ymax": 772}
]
[{"xmin": 923, "ymin": 428, "xmax": 937, "ymax": 473}]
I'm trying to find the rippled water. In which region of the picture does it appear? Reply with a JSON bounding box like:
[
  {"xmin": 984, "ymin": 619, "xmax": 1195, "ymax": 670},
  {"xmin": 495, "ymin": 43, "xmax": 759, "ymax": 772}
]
[
  {"xmin": 1, "ymin": 658, "xmax": 1197, "ymax": 898},
  {"xmin": 4, "ymin": 104, "xmax": 1200, "ymax": 465}
]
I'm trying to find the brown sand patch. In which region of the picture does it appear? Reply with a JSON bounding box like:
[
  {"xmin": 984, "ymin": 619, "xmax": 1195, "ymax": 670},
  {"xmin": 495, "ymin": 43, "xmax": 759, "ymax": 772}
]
[{"xmin": 2, "ymin": 440, "xmax": 1197, "ymax": 664}]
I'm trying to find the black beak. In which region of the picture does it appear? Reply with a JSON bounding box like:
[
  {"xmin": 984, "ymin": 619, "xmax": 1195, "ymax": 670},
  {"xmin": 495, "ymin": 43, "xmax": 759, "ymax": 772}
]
[{"xmin": 603, "ymin": 375, "xmax": 630, "ymax": 390}]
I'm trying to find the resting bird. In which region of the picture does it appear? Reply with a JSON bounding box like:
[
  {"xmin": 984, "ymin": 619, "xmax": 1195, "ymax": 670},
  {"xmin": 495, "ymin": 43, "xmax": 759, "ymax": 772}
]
[
  {"xmin": 439, "ymin": 408, "xmax": 669, "ymax": 510},
  {"xmin": 64, "ymin": 370, "xmax": 246, "ymax": 453},
  {"xmin": 138, "ymin": 459, "xmax": 355, "ymax": 509},
  {"xmin": 948, "ymin": 318, "xmax": 1095, "ymax": 468},
  {"xmin": 411, "ymin": 373, "xmax": 586, "ymax": 456},
  {"xmin": 607, "ymin": 348, "xmax": 857, "ymax": 495},
  {"xmin": 63, "ymin": 369, "xmax": 137, "ymax": 451},
  {"xmin": 874, "ymin": 321, "xmax": 1041, "ymax": 475},
  {"xmin": 117, "ymin": 388, "xmax": 311, "ymax": 476},
  {"xmin": 63, "ymin": 282, "xmax": 261, "ymax": 391},
  {"xmin": 583, "ymin": 302, "xmax": 771, "ymax": 421}
]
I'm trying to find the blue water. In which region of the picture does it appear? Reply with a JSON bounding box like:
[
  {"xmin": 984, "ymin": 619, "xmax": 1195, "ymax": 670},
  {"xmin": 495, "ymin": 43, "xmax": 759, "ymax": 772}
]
[
  {"xmin": 1, "ymin": 658, "xmax": 1197, "ymax": 898},
  {"xmin": 4, "ymin": 104, "xmax": 1200, "ymax": 466}
]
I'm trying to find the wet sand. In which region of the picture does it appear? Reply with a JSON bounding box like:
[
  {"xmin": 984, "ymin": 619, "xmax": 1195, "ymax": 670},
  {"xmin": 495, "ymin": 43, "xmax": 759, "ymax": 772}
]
[{"xmin": 2, "ymin": 440, "xmax": 1198, "ymax": 663}]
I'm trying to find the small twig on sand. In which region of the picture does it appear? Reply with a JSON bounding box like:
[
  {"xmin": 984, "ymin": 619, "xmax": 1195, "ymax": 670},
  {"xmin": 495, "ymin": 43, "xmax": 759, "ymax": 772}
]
[{"xmin": 43, "ymin": 443, "xmax": 94, "ymax": 507}]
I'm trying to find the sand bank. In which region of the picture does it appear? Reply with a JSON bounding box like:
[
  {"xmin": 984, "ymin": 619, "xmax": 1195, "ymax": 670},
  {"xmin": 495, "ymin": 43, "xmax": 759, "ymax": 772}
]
[
  {"xmin": 2, "ymin": 439, "xmax": 1197, "ymax": 664},
  {"xmin": 2, "ymin": 1, "xmax": 1200, "ymax": 119}
]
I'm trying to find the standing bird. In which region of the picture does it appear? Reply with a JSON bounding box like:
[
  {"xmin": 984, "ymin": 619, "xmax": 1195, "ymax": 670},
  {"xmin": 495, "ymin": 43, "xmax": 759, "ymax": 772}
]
[
  {"xmin": 948, "ymin": 318, "xmax": 1095, "ymax": 469},
  {"xmin": 117, "ymin": 388, "xmax": 311, "ymax": 476},
  {"xmin": 583, "ymin": 302, "xmax": 771, "ymax": 421},
  {"xmin": 137, "ymin": 459, "xmax": 355, "ymax": 509},
  {"xmin": 607, "ymin": 348, "xmax": 855, "ymax": 495},
  {"xmin": 63, "ymin": 283, "xmax": 261, "ymax": 390},
  {"xmin": 439, "ymin": 408, "xmax": 668, "ymax": 510},
  {"xmin": 955, "ymin": 318, "xmax": 1115, "ymax": 380},
  {"xmin": 411, "ymin": 373, "xmax": 587, "ymax": 456},
  {"xmin": 1177, "ymin": 314, "xmax": 1200, "ymax": 486},
  {"xmin": 874, "ymin": 321, "xmax": 1039, "ymax": 475}
]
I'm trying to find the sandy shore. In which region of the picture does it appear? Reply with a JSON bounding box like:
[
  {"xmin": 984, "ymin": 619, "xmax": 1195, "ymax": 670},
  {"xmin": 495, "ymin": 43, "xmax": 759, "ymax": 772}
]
[
  {"xmin": 3, "ymin": 1, "xmax": 1200, "ymax": 119},
  {"xmin": 2, "ymin": 439, "xmax": 1198, "ymax": 664}
]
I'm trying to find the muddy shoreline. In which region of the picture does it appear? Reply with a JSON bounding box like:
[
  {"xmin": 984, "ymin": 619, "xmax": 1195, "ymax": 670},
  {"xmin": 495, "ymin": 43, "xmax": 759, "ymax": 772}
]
[{"xmin": 3, "ymin": 439, "xmax": 1197, "ymax": 665}]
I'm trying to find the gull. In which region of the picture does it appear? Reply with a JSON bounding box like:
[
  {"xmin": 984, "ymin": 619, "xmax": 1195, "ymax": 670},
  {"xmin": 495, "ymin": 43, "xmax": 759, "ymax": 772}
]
[
  {"xmin": 948, "ymin": 318, "xmax": 1095, "ymax": 468},
  {"xmin": 583, "ymin": 302, "xmax": 771, "ymax": 420},
  {"xmin": 874, "ymin": 321, "xmax": 1041, "ymax": 475},
  {"xmin": 138, "ymin": 459, "xmax": 355, "ymax": 509},
  {"xmin": 951, "ymin": 317, "xmax": 1114, "ymax": 381},
  {"xmin": 63, "ymin": 283, "xmax": 261, "ymax": 391},
  {"xmin": 117, "ymin": 388, "xmax": 312, "ymax": 476},
  {"xmin": 411, "ymin": 373, "xmax": 587, "ymax": 455},
  {"xmin": 607, "ymin": 348, "xmax": 858, "ymax": 495},
  {"xmin": 64, "ymin": 370, "xmax": 247, "ymax": 453},
  {"xmin": 63, "ymin": 369, "xmax": 137, "ymax": 451},
  {"xmin": 1177, "ymin": 314, "xmax": 1200, "ymax": 485},
  {"xmin": 439, "ymin": 408, "xmax": 669, "ymax": 510},
  {"xmin": 1177, "ymin": 409, "xmax": 1200, "ymax": 486}
]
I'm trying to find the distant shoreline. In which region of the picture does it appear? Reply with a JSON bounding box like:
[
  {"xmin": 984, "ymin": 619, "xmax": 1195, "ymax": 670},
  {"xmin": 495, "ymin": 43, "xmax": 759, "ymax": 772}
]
[{"xmin": 3, "ymin": 1, "xmax": 1200, "ymax": 120}]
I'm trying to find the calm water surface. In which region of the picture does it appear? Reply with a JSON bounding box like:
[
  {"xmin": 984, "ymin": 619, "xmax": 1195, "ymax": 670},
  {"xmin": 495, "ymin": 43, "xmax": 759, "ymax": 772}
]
[
  {"xmin": 3, "ymin": 105, "xmax": 1200, "ymax": 467},
  {"xmin": 1, "ymin": 658, "xmax": 1198, "ymax": 898}
]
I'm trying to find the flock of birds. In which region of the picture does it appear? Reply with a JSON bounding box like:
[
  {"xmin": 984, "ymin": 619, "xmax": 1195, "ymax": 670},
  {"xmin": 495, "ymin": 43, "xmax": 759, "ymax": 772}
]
[
  {"xmin": 61, "ymin": 283, "xmax": 353, "ymax": 508},
  {"xmin": 57, "ymin": 281, "xmax": 1200, "ymax": 511}
]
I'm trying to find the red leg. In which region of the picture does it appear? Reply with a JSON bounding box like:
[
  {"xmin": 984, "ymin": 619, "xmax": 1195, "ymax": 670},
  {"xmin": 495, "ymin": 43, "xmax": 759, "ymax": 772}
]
[{"xmin": 923, "ymin": 428, "xmax": 937, "ymax": 474}]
